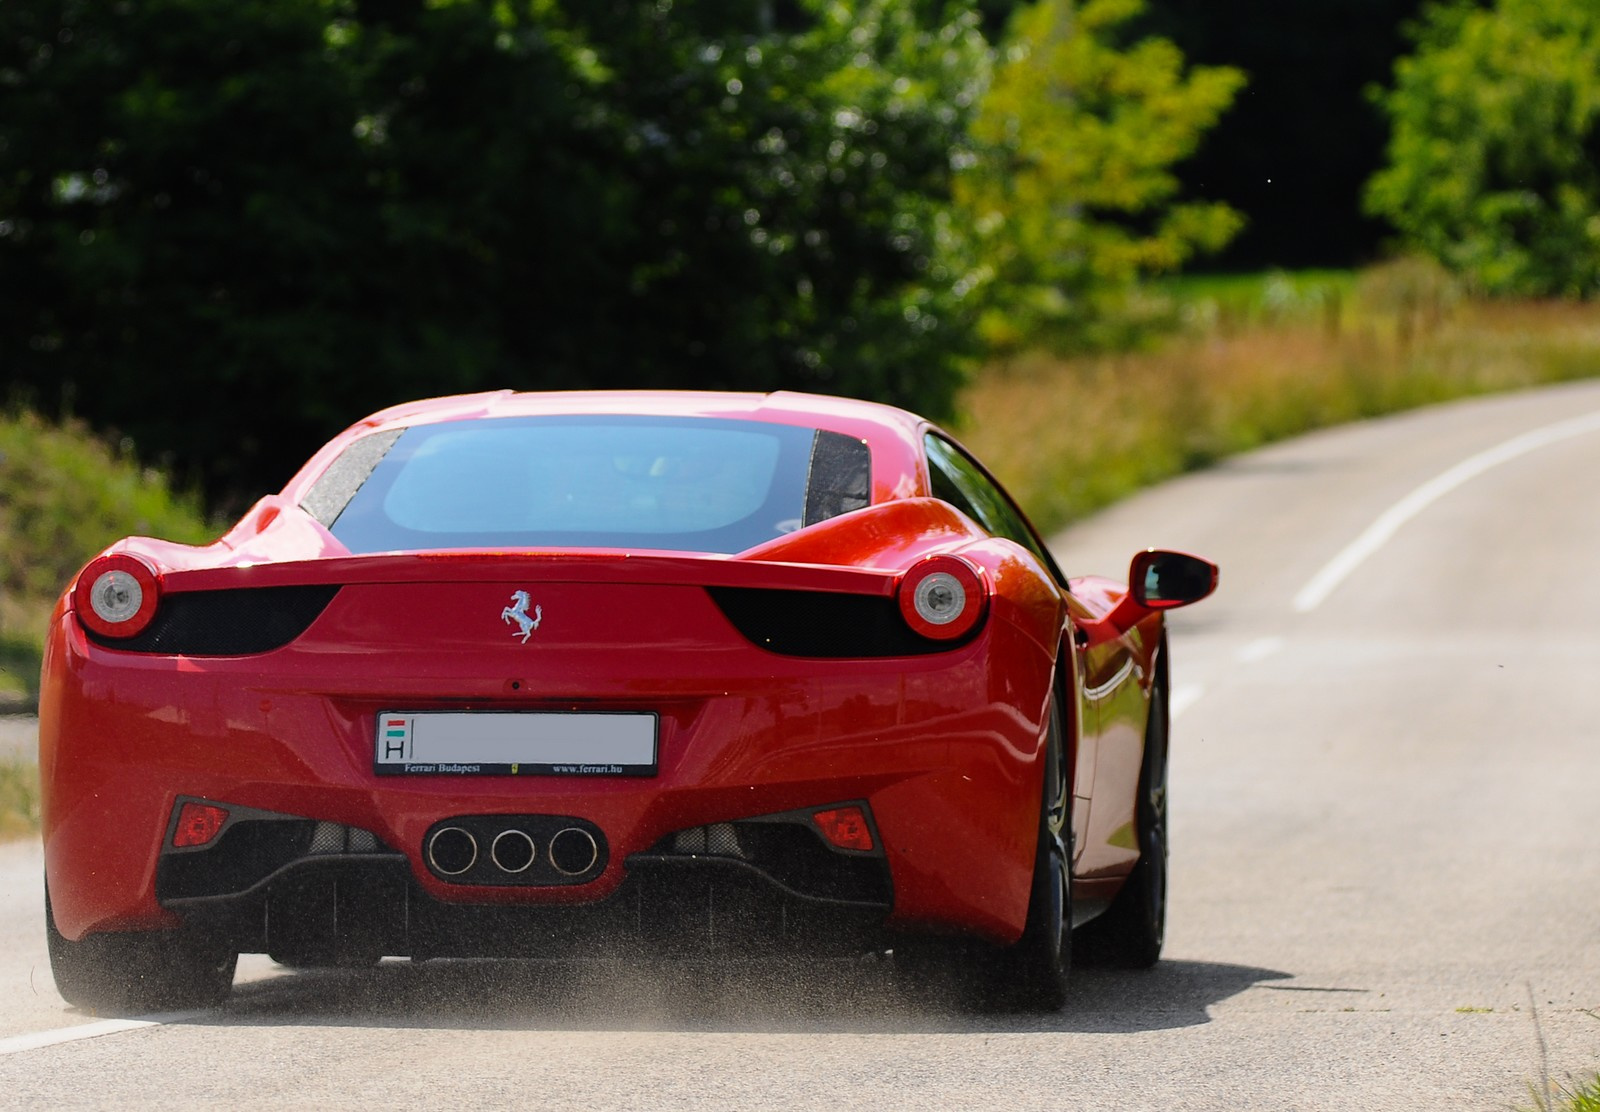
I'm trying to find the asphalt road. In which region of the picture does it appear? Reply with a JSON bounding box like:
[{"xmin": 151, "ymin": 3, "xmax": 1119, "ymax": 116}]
[
  {"xmin": 0, "ymin": 718, "xmax": 34, "ymax": 762},
  {"xmin": 4, "ymin": 381, "xmax": 1600, "ymax": 1109}
]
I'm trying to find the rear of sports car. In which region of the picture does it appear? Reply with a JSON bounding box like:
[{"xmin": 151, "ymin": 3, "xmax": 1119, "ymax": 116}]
[{"xmin": 39, "ymin": 405, "xmax": 1062, "ymax": 1007}]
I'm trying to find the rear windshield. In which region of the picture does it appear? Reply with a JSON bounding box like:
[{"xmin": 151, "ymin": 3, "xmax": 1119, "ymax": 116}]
[{"xmin": 303, "ymin": 415, "xmax": 871, "ymax": 555}]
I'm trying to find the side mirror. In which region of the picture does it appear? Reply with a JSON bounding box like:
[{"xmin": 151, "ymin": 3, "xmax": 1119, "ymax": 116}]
[{"xmin": 1130, "ymin": 550, "xmax": 1218, "ymax": 610}]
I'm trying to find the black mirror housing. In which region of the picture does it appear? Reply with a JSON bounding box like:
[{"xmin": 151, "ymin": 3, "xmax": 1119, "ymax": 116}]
[{"xmin": 1130, "ymin": 550, "xmax": 1218, "ymax": 610}]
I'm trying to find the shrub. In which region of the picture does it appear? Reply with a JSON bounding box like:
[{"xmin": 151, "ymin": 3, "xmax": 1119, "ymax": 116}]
[
  {"xmin": 1366, "ymin": 0, "xmax": 1600, "ymax": 296},
  {"xmin": 0, "ymin": 410, "xmax": 211, "ymax": 636},
  {"xmin": 956, "ymin": 0, "xmax": 1244, "ymax": 354}
]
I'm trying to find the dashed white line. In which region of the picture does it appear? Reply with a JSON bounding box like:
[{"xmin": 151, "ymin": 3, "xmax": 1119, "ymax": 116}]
[
  {"xmin": 1235, "ymin": 636, "xmax": 1286, "ymax": 664},
  {"xmin": 1293, "ymin": 408, "xmax": 1600, "ymax": 613}
]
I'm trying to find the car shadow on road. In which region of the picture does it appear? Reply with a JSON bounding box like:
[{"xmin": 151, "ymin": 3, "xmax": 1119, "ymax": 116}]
[{"xmin": 199, "ymin": 954, "xmax": 1292, "ymax": 1037}]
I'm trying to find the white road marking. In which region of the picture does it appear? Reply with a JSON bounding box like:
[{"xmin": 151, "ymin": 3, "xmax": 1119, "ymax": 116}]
[
  {"xmin": 1293, "ymin": 408, "xmax": 1600, "ymax": 612},
  {"xmin": 0, "ymin": 1012, "xmax": 199, "ymax": 1057},
  {"xmin": 1169, "ymin": 683, "xmax": 1206, "ymax": 720},
  {"xmin": 0, "ymin": 960, "xmax": 298, "ymax": 1057},
  {"xmin": 1235, "ymin": 636, "xmax": 1285, "ymax": 664},
  {"xmin": 1173, "ymin": 639, "xmax": 1283, "ymax": 721}
]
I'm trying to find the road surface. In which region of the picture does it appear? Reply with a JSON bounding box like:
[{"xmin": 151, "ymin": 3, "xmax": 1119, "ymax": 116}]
[{"xmin": 3, "ymin": 380, "xmax": 1600, "ymax": 1109}]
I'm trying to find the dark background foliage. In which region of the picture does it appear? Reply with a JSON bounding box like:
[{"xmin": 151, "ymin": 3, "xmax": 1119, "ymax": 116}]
[
  {"xmin": 0, "ymin": 0, "xmax": 1468, "ymax": 509},
  {"xmin": 1, "ymin": 0, "xmax": 982, "ymax": 505},
  {"xmin": 1132, "ymin": 0, "xmax": 1428, "ymax": 269}
]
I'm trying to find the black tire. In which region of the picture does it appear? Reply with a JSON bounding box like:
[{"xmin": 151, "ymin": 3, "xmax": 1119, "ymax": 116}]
[
  {"xmin": 46, "ymin": 886, "xmax": 237, "ymax": 1014},
  {"xmin": 1077, "ymin": 664, "xmax": 1169, "ymax": 968}
]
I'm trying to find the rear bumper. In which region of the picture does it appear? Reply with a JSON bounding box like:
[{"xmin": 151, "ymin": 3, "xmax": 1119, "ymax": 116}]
[
  {"xmin": 155, "ymin": 801, "xmax": 895, "ymax": 961},
  {"xmin": 41, "ymin": 595, "xmax": 1054, "ymax": 948}
]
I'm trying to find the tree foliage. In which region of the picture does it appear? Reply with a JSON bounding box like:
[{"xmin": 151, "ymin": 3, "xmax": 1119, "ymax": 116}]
[
  {"xmin": 0, "ymin": 0, "xmax": 987, "ymax": 504},
  {"xmin": 954, "ymin": 0, "xmax": 1243, "ymax": 353},
  {"xmin": 1366, "ymin": 0, "xmax": 1600, "ymax": 296}
]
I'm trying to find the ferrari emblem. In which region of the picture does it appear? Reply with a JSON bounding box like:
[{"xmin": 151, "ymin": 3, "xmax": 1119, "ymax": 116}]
[{"xmin": 500, "ymin": 590, "xmax": 543, "ymax": 643}]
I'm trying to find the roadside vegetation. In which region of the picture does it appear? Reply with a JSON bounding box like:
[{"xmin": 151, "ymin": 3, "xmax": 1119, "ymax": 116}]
[
  {"xmin": 1524, "ymin": 1072, "xmax": 1600, "ymax": 1111},
  {"xmin": 0, "ymin": 0, "xmax": 1241, "ymax": 504},
  {"xmin": 0, "ymin": 410, "xmax": 213, "ymax": 708},
  {"xmin": 0, "ymin": 759, "xmax": 40, "ymax": 841},
  {"xmin": 958, "ymin": 261, "xmax": 1600, "ymax": 533}
]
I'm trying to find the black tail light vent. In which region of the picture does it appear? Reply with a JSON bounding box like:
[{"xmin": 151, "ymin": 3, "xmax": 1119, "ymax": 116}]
[
  {"xmin": 708, "ymin": 587, "xmax": 959, "ymax": 658},
  {"xmin": 86, "ymin": 585, "xmax": 341, "ymax": 656}
]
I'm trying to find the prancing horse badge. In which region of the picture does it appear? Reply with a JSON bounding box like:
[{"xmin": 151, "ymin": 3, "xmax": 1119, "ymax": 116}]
[{"xmin": 500, "ymin": 590, "xmax": 542, "ymax": 643}]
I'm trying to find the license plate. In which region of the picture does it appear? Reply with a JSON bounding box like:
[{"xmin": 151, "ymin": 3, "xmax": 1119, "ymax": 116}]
[{"xmin": 374, "ymin": 711, "xmax": 657, "ymax": 776}]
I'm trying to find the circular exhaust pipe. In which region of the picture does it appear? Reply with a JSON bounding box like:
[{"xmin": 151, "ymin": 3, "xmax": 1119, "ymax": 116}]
[
  {"xmin": 490, "ymin": 829, "xmax": 537, "ymax": 874},
  {"xmin": 427, "ymin": 826, "xmax": 478, "ymax": 876},
  {"xmin": 549, "ymin": 827, "xmax": 600, "ymax": 876}
]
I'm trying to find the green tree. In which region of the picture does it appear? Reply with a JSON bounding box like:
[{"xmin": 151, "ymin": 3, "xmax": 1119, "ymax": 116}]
[
  {"xmin": 561, "ymin": 0, "xmax": 990, "ymax": 412},
  {"xmin": 1366, "ymin": 0, "xmax": 1600, "ymax": 296},
  {"xmin": 954, "ymin": 0, "xmax": 1243, "ymax": 353},
  {"xmin": 0, "ymin": 0, "xmax": 987, "ymax": 506}
]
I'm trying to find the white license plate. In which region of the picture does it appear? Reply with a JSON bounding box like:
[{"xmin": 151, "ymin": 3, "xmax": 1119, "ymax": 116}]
[{"xmin": 374, "ymin": 711, "xmax": 657, "ymax": 776}]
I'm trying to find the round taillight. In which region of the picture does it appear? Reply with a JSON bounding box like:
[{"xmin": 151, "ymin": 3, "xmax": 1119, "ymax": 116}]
[
  {"xmin": 898, "ymin": 556, "xmax": 986, "ymax": 641},
  {"xmin": 73, "ymin": 554, "xmax": 160, "ymax": 639}
]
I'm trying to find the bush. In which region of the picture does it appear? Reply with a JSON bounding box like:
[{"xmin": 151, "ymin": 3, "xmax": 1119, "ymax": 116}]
[
  {"xmin": 1366, "ymin": 0, "xmax": 1600, "ymax": 296},
  {"xmin": 955, "ymin": 0, "xmax": 1244, "ymax": 354},
  {"xmin": 0, "ymin": 410, "xmax": 211, "ymax": 634}
]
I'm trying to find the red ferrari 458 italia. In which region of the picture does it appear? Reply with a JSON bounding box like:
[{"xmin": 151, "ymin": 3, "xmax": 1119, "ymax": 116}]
[{"xmin": 40, "ymin": 390, "xmax": 1215, "ymax": 1013}]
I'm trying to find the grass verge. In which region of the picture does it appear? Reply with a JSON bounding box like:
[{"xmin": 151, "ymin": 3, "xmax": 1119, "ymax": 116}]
[
  {"xmin": 0, "ymin": 758, "xmax": 40, "ymax": 841},
  {"xmin": 957, "ymin": 263, "xmax": 1600, "ymax": 535},
  {"xmin": 0, "ymin": 631, "xmax": 42, "ymax": 710},
  {"xmin": 0, "ymin": 408, "xmax": 215, "ymax": 716},
  {"xmin": 1523, "ymin": 1074, "xmax": 1600, "ymax": 1112}
]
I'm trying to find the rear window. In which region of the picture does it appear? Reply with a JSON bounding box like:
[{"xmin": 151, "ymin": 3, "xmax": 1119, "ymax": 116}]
[{"xmin": 304, "ymin": 416, "xmax": 871, "ymax": 555}]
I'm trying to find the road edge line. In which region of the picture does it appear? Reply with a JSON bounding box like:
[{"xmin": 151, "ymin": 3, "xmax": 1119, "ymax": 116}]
[
  {"xmin": 0, "ymin": 1012, "xmax": 198, "ymax": 1057},
  {"xmin": 1293, "ymin": 408, "xmax": 1600, "ymax": 613}
]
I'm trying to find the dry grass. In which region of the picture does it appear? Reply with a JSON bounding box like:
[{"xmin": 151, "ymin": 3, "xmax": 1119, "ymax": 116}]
[
  {"xmin": 1525, "ymin": 1076, "xmax": 1600, "ymax": 1112},
  {"xmin": 0, "ymin": 759, "xmax": 40, "ymax": 841},
  {"xmin": 957, "ymin": 276, "xmax": 1600, "ymax": 534}
]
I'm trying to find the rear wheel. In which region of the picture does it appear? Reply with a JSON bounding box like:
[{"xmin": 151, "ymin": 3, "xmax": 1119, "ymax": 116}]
[
  {"xmin": 1077, "ymin": 667, "xmax": 1168, "ymax": 968},
  {"xmin": 46, "ymin": 886, "xmax": 236, "ymax": 1014}
]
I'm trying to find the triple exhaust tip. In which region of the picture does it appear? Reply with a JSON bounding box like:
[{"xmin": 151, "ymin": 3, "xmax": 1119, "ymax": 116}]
[{"xmin": 427, "ymin": 824, "xmax": 599, "ymax": 878}]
